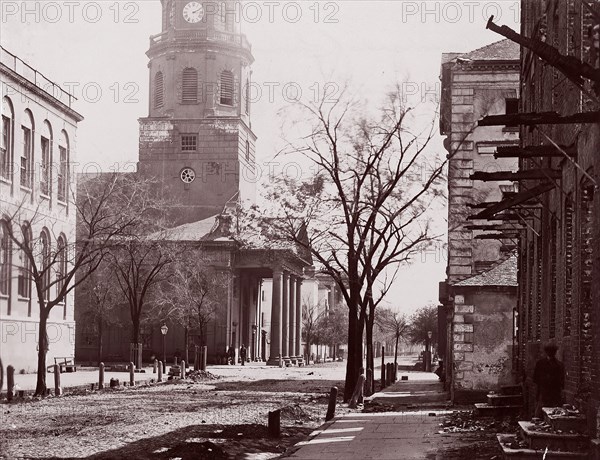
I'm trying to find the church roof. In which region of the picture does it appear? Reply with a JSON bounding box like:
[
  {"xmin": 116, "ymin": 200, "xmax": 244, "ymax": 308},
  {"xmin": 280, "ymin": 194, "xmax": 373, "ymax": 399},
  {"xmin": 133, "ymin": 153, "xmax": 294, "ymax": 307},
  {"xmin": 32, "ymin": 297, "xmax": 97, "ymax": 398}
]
[
  {"xmin": 454, "ymin": 252, "xmax": 517, "ymax": 287},
  {"xmin": 160, "ymin": 215, "xmax": 219, "ymax": 241}
]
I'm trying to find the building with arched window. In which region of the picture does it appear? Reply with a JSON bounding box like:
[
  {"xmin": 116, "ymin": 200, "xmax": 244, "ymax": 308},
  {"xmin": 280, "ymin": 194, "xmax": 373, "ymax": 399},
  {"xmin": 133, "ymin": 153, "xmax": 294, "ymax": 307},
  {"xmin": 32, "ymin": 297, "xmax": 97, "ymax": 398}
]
[{"xmin": 0, "ymin": 46, "xmax": 83, "ymax": 372}]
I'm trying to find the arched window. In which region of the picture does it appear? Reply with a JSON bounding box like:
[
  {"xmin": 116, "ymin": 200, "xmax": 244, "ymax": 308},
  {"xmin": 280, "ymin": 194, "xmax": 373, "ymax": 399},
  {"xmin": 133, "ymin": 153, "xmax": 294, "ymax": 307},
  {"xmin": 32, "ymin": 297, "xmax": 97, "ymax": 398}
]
[
  {"xmin": 182, "ymin": 68, "xmax": 198, "ymax": 104},
  {"xmin": 39, "ymin": 229, "xmax": 51, "ymax": 301},
  {"xmin": 58, "ymin": 131, "xmax": 69, "ymax": 202},
  {"xmin": 1, "ymin": 97, "xmax": 14, "ymax": 181},
  {"xmin": 155, "ymin": 71, "xmax": 164, "ymax": 108},
  {"xmin": 0, "ymin": 220, "xmax": 11, "ymax": 298},
  {"xmin": 40, "ymin": 120, "xmax": 53, "ymax": 196},
  {"xmin": 220, "ymin": 70, "xmax": 234, "ymax": 106},
  {"xmin": 17, "ymin": 222, "xmax": 32, "ymax": 301},
  {"xmin": 21, "ymin": 109, "xmax": 34, "ymax": 189}
]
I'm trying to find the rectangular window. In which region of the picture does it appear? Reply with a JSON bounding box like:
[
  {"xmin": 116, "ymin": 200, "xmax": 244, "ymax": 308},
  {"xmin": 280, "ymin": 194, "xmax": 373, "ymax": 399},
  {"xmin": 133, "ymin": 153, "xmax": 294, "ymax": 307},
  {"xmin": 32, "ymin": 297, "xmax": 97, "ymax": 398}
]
[
  {"xmin": 40, "ymin": 136, "xmax": 50, "ymax": 196},
  {"xmin": 58, "ymin": 146, "xmax": 68, "ymax": 202},
  {"xmin": 505, "ymin": 98, "xmax": 519, "ymax": 128},
  {"xmin": 1, "ymin": 115, "xmax": 11, "ymax": 181},
  {"xmin": 181, "ymin": 135, "xmax": 197, "ymax": 152},
  {"xmin": 21, "ymin": 126, "xmax": 32, "ymax": 188}
]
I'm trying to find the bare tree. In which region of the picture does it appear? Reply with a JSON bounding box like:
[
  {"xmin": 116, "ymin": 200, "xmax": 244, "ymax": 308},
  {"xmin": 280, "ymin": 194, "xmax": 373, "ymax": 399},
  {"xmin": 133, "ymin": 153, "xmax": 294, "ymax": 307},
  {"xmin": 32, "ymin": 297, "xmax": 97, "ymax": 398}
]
[
  {"xmin": 77, "ymin": 263, "xmax": 119, "ymax": 365},
  {"xmin": 376, "ymin": 308, "xmax": 409, "ymax": 369},
  {"xmin": 256, "ymin": 85, "xmax": 446, "ymax": 400},
  {"xmin": 153, "ymin": 253, "xmax": 227, "ymax": 363},
  {"xmin": 301, "ymin": 298, "xmax": 325, "ymax": 364},
  {"xmin": 1, "ymin": 173, "xmax": 152, "ymax": 395}
]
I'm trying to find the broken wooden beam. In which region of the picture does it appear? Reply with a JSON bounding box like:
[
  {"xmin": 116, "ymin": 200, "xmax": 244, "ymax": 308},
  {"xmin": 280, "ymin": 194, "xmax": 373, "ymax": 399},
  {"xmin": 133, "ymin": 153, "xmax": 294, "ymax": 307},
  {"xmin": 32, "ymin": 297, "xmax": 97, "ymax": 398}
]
[
  {"xmin": 475, "ymin": 233, "xmax": 521, "ymax": 240},
  {"xmin": 493, "ymin": 145, "xmax": 577, "ymax": 158},
  {"xmin": 479, "ymin": 111, "xmax": 600, "ymax": 127},
  {"xmin": 470, "ymin": 169, "xmax": 561, "ymax": 181},
  {"xmin": 468, "ymin": 182, "xmax": 554, "ymax": 220},
  {"xmin": 465, "ymin": 224, "xmax": 525, "ymax": 231}
]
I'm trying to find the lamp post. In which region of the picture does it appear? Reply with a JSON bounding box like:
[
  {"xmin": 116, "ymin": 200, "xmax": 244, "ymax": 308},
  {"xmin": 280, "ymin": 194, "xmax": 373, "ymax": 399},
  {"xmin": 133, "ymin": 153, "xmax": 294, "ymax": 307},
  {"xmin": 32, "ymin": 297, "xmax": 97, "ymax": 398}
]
[
  {"xmin": 161, "ymin": 324, "xmax": 168, "ymax": 373},
  {"xmin": 251, "ymin": 324, "xmax": 257, "ymax": 361},
  {"xmin": 425, "ymin": 330, "xmax": 433, "ymax": 372}
]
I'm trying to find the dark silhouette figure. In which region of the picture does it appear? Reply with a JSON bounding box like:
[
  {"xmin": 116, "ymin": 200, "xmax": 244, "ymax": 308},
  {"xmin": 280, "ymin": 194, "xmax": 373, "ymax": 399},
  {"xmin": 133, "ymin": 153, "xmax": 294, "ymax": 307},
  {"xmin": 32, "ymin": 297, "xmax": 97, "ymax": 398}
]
[
  {"xmin": 533, "ymin": 342, "xmax": 564, "ymax": 417},
  {"xmin": 227, "ymin": 346, "xmax": 235, "ymax": 365},
  {"xmin": 240, "ymin": 344, "xmax": 247, "ymax": 366}
]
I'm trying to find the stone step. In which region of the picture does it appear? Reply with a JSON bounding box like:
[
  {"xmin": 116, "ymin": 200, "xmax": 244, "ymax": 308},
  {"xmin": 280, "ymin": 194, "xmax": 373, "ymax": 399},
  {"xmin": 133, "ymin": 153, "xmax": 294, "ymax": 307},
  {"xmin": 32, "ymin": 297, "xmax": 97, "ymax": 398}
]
[
  {"xmin": 368, "ymin": 390, "xmax": 448, "ymax": 406},
  {"xmin": 500, "ymin": 385, "xmax": 523, "ymax": 396},
  {"xmin": 488, "ymin": 393, "xmax": 523, "ymax": 407},
  {"xmin": 519, "ymin": 421, "xmax": 589, "ymax": 451},
  {"xmin": 475, "ymin": 402, "xmax": 521, "ymax": 417},
  {"xmin": 543, "ymin": 407, "xmax": 588, "ymax": 433},
  {"xmin": 497, "ymin": 434, "xmax": 589, "ymax": 459}
]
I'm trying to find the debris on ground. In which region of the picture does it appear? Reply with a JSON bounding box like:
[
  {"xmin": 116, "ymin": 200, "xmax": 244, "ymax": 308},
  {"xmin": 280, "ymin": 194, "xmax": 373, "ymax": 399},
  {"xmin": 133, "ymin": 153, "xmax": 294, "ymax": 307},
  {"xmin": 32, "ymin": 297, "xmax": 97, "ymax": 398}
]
[
  {"xmin": 438, "ymin": 410, "xmax": 518, "ymax": 434},
  {"xmin": 185, "ymin": 370, "xmax": 220, "ymax": 381}
]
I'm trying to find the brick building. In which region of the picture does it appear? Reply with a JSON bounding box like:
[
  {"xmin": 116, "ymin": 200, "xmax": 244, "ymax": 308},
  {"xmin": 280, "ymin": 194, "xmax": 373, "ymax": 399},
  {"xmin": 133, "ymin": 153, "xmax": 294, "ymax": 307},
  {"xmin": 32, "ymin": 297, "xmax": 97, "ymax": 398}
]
[
  {"xmin": 0, "ymin": 47, "xmax": 83, "ymax": 372},
  {"xmin": 439, "ymin": 39, "xmax": 521, "ymax": 402},
  {"xmin": 472, "ymin": 0, "xmax": 600, "ymax": 434}
]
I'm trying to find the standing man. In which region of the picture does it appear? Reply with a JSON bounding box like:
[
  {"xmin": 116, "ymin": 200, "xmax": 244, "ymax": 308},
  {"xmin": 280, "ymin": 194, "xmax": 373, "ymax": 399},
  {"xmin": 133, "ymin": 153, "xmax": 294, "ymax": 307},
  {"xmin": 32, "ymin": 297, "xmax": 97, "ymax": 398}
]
[
  {"xmin": 533, "ymin": 342, "xmax": 565, "ymax": 417},
  {"xmin": 240, "ymin": 344, "xmax": 247, "ymax": 366}
]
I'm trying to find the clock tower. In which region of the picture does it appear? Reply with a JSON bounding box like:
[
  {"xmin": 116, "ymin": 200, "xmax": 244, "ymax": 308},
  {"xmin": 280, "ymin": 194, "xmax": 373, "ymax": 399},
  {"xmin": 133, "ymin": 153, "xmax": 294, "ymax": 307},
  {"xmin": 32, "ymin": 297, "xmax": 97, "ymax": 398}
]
[{"xmin": 138, "ymin": 0, "xmax": 256, "ymax": 224}]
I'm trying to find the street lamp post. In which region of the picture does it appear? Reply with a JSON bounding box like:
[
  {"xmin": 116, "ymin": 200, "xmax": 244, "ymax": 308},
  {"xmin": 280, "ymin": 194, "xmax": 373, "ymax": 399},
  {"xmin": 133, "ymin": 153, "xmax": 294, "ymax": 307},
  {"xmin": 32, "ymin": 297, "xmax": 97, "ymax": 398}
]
[
  {"xmin": 161, "ymin": 324, "xmax": 168, "ymax": 373},
  {"xmin": 425, "ymin": 330, "xmax": 433, "ymax": 372}
]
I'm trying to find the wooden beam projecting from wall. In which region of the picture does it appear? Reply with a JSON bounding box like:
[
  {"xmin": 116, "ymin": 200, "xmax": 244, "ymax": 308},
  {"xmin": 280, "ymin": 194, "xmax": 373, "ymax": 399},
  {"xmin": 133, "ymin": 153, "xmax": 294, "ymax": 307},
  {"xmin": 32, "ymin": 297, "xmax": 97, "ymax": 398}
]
[
  {"xmin": 468, "ymin": 182, "xmax": 554, "ymax": 220},
  {"xmin": 479, "ymin": 111, "xmax": 600, "ymax": 127},
  {"xmin": 493, "ymin": 145, "xmax": 577, "ymax": 159},
  {"xmin": 475, "ymin": 233, "xmax": 521, "ymax": 240},
  {"xmin": 465, "ymin": 225, "xmax": 525, "ymax": 231},
  {"xmin": 470, "ymin": 169, "xmax": 561, "ymax": 181}
]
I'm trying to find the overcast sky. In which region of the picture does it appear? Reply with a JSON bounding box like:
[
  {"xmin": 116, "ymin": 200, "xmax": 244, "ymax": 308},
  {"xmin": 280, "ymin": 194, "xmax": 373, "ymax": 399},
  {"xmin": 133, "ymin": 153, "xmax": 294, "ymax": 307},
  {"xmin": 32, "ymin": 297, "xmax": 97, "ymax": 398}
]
[{"xmin": 1, "ymin": 1, "xmax": 520, "ymax": 314}]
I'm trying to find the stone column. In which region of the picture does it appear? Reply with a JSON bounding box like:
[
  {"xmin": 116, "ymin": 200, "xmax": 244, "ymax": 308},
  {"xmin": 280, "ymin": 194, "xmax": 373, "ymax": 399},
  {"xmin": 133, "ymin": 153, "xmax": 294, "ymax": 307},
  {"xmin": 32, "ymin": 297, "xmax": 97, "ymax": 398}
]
[
  {"xmin": 281, "ymin": 272, "xmax": 290, "ymax": 364},
  {"xmin": 289, "ymin": 275, "xmax": 296, "ymax": 364},
  {"xmin": 295, "ymin": 278, "xmax": 303, "ymax": 363},
  {"xmin": 267, "ymin": 270, "xmax": 283, "ymax": 365}
]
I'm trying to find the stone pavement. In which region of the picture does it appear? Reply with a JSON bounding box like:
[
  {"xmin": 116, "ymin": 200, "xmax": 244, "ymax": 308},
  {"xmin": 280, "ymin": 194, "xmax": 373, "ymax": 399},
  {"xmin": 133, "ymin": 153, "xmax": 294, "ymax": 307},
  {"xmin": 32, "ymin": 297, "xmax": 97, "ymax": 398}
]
[{"xmin": 286, "ymin": 410, "xmax": 454, "ymax": 460}]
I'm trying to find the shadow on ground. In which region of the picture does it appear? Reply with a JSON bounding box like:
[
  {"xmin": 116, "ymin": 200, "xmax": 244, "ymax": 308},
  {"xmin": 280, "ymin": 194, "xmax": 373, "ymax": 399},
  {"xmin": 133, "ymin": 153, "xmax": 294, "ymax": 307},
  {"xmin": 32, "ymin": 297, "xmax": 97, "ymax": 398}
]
[
  {"xmin": 214, "ymin": 379, "xmax": 345, "ymax": 394},
  {"xmin": 40, "ymin": 423, "xmax": 315, "ymax": 460}
]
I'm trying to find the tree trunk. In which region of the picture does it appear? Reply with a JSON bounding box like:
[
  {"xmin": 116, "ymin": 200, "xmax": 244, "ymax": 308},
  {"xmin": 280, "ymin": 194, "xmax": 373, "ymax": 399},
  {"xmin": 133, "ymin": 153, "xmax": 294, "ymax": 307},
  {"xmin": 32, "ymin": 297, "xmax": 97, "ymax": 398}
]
[
  {"xmin": 394, "ymin": 335, "xmax": 399, "ymax": 368},
  {"xmin": 365, "ymin": 313, "xmax": 374, "ymax": 394},
  {"xmin": 344, "ymin": 305, "xmax": 364, "ymax": 402},
  {"xmin": 132, "ymin": 316, "xmax": 140, "ymax": 344},
  {"xmin": 184, "ymin": 326, "xmax": 189, "ymax": 364},
  {"xmin": 35, "ymin": 309, "xmax": 49, "ymax": 396},
  {"xmin": 97, "ymin": 316, "xmax": 104, "ymax": 366}
]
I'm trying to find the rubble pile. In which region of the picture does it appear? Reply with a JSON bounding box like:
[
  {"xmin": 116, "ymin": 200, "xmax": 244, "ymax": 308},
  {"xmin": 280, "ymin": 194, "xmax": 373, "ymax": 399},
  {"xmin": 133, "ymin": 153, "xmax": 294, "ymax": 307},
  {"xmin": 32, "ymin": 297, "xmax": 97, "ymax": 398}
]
[
  {"xmin": 439, "ymin": 410, "xmax": 517, "ymax": 434},
  {"xmin": 186, "ymin": 370, "xmax": 220, "ymax": 381}
]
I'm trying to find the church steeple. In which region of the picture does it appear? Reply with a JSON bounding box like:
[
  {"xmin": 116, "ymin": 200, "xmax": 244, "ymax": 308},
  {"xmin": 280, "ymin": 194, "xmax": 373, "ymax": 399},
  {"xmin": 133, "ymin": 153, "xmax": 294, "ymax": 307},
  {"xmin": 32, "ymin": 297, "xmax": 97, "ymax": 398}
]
[{"xmin": 138, "ymin": 0, "xmax": 257, "ymax": 225}]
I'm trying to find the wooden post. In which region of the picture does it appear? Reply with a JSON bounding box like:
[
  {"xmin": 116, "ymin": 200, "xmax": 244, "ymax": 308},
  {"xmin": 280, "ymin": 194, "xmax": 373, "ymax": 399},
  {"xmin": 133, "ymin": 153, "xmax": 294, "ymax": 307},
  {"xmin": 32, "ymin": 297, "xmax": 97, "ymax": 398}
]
[
  {"xmin": 349, "ymin": 374, "xmax": 365, "ymax": 408},
  {"xmin": 194, "ymin": 346, "xmax": 199, "ymax": 371},
  {"xmin": 386, "ymin": 363, "xmax": 392, "ymax": 387},
  {"xmin": 201, "ymin": 346, "xmax": 207, "ymax": 371},
  {"xmin": 99, "ymin": 362, "xmax": 105, "ymax": 389},
  {"xmin": 153, "ymin": 359, "xmax": 158, "ymax": 374},
  {"xmin": 181, "ymin": 360, "xmax": 186, "ymax": 379},
  {"xmin": 365, "ymin": 369, "xmax": 373, "ymax": 396},
  {"xmin": 325, "ymin": 386, "xmax": 338, "ymax": 421},
  {"xmin": 174, "ymin": 356, "xmax": 178, "ymax": 366},
  {"xmin": 129, "ymin": 362, "xmax": 135, "ymax": 386},
  {"xmin": 268, "ymin": 409, "xmax": 281, "ymax": 438},
  {"xmin": 7, "ymin": 365, "xmax": 14, "ymax": 401},
  {"xmin": 380, "ymin": 347, "xmax": 385, "ymax": 389},
  {"xmin": 53, "ymin": 364, "xmax": 62, "ymax": 396},
  {"xmin": 158, "ymin": 361, "xmax": 163, "ymax": 382}
]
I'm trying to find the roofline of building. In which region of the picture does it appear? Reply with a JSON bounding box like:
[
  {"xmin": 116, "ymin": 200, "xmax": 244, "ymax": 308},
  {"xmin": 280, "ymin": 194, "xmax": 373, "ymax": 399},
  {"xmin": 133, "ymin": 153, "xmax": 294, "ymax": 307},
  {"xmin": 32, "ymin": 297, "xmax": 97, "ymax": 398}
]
[{"xmin": 1, "ymin": 63, "xmax": 84, "ymax": 123}]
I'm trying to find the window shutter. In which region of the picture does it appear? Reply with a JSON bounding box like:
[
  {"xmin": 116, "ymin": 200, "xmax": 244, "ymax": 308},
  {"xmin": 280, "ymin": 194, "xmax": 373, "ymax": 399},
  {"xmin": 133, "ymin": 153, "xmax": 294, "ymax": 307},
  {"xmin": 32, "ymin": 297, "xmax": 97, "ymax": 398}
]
[
  {"xmin": 155, "ymin": 72, "xmax": 164, "ymax": 108},
  {"xmin": 182, "ymin": 68, "xmax": 198, "ymax": 103},
  {"xmin": 220, "ymin": 70, "xmax": 234, "ymax": 106}
]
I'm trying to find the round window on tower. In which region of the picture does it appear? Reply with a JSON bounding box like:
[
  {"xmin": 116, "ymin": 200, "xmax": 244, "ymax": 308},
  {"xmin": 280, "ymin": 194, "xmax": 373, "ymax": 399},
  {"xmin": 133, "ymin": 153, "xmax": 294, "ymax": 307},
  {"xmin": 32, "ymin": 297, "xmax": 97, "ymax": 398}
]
[{"xmin": 180, "ymin": 167, "xmax": 196, "ymax": 184}]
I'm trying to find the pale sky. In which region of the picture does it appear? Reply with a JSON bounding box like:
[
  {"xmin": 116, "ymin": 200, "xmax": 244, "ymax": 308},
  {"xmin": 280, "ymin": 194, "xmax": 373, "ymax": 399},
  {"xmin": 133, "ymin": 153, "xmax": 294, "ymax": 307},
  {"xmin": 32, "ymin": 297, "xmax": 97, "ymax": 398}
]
[{"xmin": 1, "ymin": 1, "xmax": 520, "ymax": 314}]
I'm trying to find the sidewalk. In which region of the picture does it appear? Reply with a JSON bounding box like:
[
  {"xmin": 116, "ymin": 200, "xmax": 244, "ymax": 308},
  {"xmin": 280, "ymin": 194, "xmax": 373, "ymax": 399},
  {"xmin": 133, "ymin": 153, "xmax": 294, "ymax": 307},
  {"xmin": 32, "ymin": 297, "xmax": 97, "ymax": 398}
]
[
  {"xmin": 287, "ymin": 373, "xmax": 452, "ymax": 460},
  {"xmin": 286, "ymin": 410, "xmax": 454, "ymax": 460}
]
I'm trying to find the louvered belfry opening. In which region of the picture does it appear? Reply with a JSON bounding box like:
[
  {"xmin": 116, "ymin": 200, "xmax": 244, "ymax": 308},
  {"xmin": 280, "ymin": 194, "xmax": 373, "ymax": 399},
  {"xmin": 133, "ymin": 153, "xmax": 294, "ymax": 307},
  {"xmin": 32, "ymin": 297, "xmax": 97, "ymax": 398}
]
[
  {"xmin": 155, "ymin": 71, "xmax": 164, "ymax": 108},
  {"xmin": 182, "ymin": 68, "xmax": 198, "ymax": 104},
  {"xmin": 220, "ymin": 70, "xmax": 234, "ymax": 106}
]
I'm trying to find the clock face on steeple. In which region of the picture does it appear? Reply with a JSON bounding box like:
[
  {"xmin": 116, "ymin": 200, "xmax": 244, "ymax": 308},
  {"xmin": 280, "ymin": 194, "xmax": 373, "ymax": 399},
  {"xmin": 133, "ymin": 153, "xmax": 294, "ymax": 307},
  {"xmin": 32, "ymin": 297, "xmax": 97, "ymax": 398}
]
[{"xmin": 183, "ymin": 1, "xmax": 204, "ymax": 23}]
